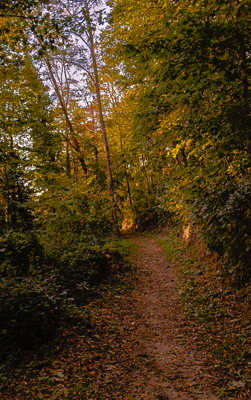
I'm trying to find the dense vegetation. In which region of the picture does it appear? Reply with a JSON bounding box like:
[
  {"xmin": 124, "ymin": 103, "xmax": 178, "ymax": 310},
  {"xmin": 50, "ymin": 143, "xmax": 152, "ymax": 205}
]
[
  {"xmin": 105, "ymin": 0, "xmax": 250, "ymax": 285},
  {"xmin": 0, "ymin": 0, "xmax": 250, "ymax": 396}
]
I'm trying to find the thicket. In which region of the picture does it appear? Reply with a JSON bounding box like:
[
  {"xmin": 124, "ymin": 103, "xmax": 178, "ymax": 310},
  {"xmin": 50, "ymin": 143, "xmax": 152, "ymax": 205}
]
[
  {"xmin": 106, "ymin": 0, "xmax": 250, "ymax": 286},
  {"xmin": 0, "ymin": 223, "xmax": 125, "ymax": 373},
  {"xmin": 0, "ymin": 163, "xmax": 124, "ymax": 369}
]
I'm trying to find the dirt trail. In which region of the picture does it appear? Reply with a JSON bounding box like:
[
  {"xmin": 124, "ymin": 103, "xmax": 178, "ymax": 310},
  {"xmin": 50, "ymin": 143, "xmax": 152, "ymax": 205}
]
[
  {"xmin": 119, "ymin": 234, "xmax": 218, "ymax": 400},
  {"xmin": 1, "ymin": 234, "xmax": 219, "ymax": 400}
]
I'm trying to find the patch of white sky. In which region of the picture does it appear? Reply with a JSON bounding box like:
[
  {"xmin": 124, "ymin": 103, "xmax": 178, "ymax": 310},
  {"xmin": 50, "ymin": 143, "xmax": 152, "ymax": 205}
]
[{"xmin": 37, "ymin": 0, "xmax": 111, "ymax": 110}]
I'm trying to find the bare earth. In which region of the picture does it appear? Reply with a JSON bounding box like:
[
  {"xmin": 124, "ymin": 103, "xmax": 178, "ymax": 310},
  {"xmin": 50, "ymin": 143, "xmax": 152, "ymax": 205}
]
[{"xmin": 115, "ymin": 234, "xmax": 218, "ymax": 400}]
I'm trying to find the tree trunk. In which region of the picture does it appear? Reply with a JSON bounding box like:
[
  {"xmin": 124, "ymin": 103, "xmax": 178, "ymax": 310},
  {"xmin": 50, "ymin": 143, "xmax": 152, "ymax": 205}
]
[
  {"xmin": 44, "ymin": 54, "xmax": 88, "ymax": 175},
  {"xmin": 84, "ymin": 0, "xmax": 119, "ymax": 234},
  {"xmin": 119, "ymin": 133, "xmax": 134, "ymax": 211},
  {"xmin": 66, "ymin": 132, "xmax": 71, "ymax": 177},
  {"xmin": 141, "ymin": 154, "xmax": 152, "ymax": 206},
  {"xmin": 90, "ymin": 103, "xmax": 99, "ymax": 165}
]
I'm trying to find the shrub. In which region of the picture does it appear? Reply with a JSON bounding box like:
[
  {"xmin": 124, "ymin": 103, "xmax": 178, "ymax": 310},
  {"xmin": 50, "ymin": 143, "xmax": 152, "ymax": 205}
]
[
  {"xmin": 0, "ymin": 278, "xmax": 63, "ymax": 362},
  {"xmin": 192, "ymin": 178, "xmax": 251, "ymax": 286},
  {"xmin": 58, "ymin": 240, "xmax": 124, "ymax": 291},
  {"xmin": 0, "ymin": 230, "xmax": 43, "ymax": 277},
  {"xmin": 135, "ymin": 206, "xmax": 172, "ymax": 231},
  {"xmin": 35, "ymin": 181, "xmax": 113, "ymax": 259},
  {"xmin": 0, "ymin": 226, "xmax": 126, "ymax": 370}
]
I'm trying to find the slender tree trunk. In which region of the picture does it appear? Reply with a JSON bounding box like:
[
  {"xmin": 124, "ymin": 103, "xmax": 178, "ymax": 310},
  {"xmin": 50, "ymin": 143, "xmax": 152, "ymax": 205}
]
[
  {"xmin": 84, "ymin": 0, "xmax": 119, "ymax": 234},
  {"xmin": 119, "ymin": 133, "xmax": 133, "ymax": 210},
  {"xmin": 4, "ymin": 165, "xmax": 10, "ymax": 225},
  {"xmin": 125, "ymin": 168, "xmax": 133, "ymax": 210},
  {"xmin": 44, "ymin": 54, "xmax": 88, "ymax": 175},
  {"xmin": 140, "ymin": 154, "xmax": 152, "ymax": 209},
  {"xmin": 90, "ymin": 103, "xmax": 99, "ymax": 164},
  {"xmin": 66, "ymin": 132, "xmax": 71, "ymax": 177},
  {"xmin": 141, "ymin": 155, "xmax": 151, "ymax": 198}
]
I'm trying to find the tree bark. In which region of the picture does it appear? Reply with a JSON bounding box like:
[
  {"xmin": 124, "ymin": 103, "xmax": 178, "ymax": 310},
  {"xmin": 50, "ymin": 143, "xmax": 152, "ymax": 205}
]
[
  {"xmin": 90, "ymin": 103, "xmax": 99, "ymax": 165},
  {"xmin": 84, "ymin": 0, "xmax": 119, "ymax": 234}
]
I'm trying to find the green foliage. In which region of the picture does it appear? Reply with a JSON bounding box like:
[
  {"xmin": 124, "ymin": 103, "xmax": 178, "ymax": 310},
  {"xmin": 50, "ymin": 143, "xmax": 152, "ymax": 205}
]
[
  {"xmin": 159, "ymin": 226, "xmax": 184, "ymax": 262},
  {"xmin": 0, "ymin": 54, "xmax": 58, "ymax": 233},
  {"xmin": 192, "ymin": 178, "xmax": 251, "ymax": 286},
  {"xmin": 58, "ymin": 241, "xmax": 122, "ymax": 289},
  {"xmin": 135, "ymin": 206, "xmax": 172, "ymax": 232},
  {"xmin": 107, "ymin": 0, "xmax": 250, "ymax": 284},
  {"xmin": 0, "ymin": 278, "xmax": 62, "ymax": 354},
  {"xmin": 36, "ymin": 179, "xmax": 113, "ymax": 260},
  {"xmin": 0, "ymin": 230, "xmax": 43, "ymax": 277},
  {"xmin": 103, "ymin": 238, "xmax": 136, "ymax": 258},
  {"xmin": 0, "ymin": 233, "xmax": 125, "ymax": 370}
]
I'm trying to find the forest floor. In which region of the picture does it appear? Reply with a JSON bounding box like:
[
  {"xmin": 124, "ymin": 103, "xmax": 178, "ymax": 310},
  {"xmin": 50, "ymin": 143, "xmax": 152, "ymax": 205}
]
[{"xmin": 1, "ymin": 230, "xmax": 249, "ymax": 399}]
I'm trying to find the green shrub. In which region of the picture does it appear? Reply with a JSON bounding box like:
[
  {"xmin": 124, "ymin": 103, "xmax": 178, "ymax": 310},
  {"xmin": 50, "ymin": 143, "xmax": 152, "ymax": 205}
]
[
  {"xmin": 0, "ymin": 229, "xmax": 126, "ymax": 368},
  {"xmin": 0, "ymin": 230, "xmax": 43, "ymax": 277},
  {"xmin": 0, "ymin": 278, "xmax": 62, "ymax": 361},
  {"xmin": 35, "ymin": 182, "xmax": 114, "ymax": 258},
  {"xmin": 58, "ymin": 241, "xmax": 123, "ymax": 290},
  {"xmin": 192, "ymin": 178, "xmax": 251, "ymax": 286},
  {"xmin": 0, "ymin": 272, "xmax": 89, "ymax": 364},
  {"xmin": 135, "ymin": 207, "xmax": 172, "ymax": 231}
]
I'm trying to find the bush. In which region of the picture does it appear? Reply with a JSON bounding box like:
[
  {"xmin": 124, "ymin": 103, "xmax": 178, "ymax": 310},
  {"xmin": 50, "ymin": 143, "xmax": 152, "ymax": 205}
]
[
  {"xmin": 0, "ymin": 271, "xmax": 92, "ymax": 363},
  {"xmin": 58, "ymin": 240, "xmax": 124, "ymax": 291},
  {"xmin": 0, "ymin": 230, "xmax": 43, "ymax": 277},
  {"xmin": 192, "ymin": 178, "xmax": 251, "ymax": 286},
  {"xmin": 35, "ymin": 181, "xmax": 114, "ymax": 258},
  {"xmin": 0, "ymin": 225, "xmax": 126, "ymax": 371},
  {"xmin": 0, "ymin": 278, "xmax": 63, "ymax": 361},
  {"xmin": 135, "ymin": 206, "xmax": 172, "ymax": 231}
]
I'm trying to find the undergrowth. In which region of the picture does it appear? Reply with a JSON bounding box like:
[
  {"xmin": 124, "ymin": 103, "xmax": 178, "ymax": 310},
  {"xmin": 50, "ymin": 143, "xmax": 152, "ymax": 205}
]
[
  {"xmin": 0, "ymin": 240, "xmax": 134, "ymax": 400},
  {"xmin": 0, "ymin": 235, "xmax": 132, "ymax": 393},
  {"xmin": 159, "ymin": 226, "xmax": 250, "ymax": 399}
]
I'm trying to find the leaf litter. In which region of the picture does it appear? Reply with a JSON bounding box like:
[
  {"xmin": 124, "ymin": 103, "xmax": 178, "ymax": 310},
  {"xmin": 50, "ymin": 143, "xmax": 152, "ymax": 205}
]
[{"xmin": 1, "ymin": 232, "xmax": 249, "ymax": 399}]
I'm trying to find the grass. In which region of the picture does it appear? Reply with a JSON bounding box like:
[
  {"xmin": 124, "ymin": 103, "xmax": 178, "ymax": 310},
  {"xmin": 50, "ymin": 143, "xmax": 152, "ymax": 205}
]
[{"xmin": 103, "ymin": 237, "xmax": 140, "ymax": 257}]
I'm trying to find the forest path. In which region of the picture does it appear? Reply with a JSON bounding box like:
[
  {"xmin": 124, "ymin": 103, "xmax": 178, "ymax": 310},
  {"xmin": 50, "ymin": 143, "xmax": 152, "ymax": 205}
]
[
  {"xmin": 117, "ymin": 233, "xmax": 218, "ymax": 400},
  {"xmin": 1, "ymin": 232, "xmax": 220, "ymax": 400}
]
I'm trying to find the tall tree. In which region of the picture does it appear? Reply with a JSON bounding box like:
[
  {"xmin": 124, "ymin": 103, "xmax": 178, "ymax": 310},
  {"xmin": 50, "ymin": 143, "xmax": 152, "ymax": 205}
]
[
  {"xmin": 0, "ymin": 52, "xmax": 57, "ymax": 230},
  {"xmin": 82, "ymin": 0, "xmax": 119, "ymax": 233}
]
